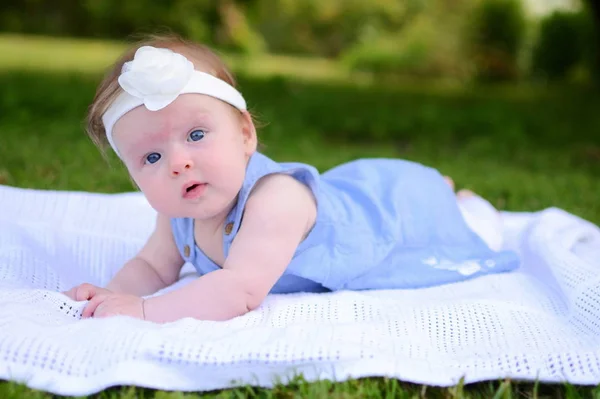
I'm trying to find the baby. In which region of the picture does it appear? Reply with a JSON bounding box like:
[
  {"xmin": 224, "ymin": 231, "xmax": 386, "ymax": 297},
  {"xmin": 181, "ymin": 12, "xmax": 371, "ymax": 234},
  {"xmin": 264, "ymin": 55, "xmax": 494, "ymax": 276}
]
[{"xmin": 64, "ymin": 34, "xmax": 519, "ymax": 323}]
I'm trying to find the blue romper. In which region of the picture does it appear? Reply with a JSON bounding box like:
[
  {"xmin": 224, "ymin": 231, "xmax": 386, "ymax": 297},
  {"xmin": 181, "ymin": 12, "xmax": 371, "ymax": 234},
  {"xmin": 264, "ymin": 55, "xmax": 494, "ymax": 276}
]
[{"xmin": 171, "ymin": 152, "xmax": 519, "ymax": 294}]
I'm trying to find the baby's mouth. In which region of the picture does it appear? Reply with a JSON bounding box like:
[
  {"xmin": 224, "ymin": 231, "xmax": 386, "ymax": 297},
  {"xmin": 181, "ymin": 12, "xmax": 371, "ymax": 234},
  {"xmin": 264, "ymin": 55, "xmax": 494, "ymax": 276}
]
[
  {"xmin": 182, "ymin": 182, "xmax": 207, "ymax": 199},
  {"xmin": 186, "ymin": 184, "xmax": 199, "ymax": 192}
]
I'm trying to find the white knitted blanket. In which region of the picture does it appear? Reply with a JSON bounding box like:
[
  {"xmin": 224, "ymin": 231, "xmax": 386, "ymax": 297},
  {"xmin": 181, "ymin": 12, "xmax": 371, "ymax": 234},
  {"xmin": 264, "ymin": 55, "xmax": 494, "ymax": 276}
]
[{"xmin": 0, "ymin": 184, "xmax": 599, "ymax": 396}]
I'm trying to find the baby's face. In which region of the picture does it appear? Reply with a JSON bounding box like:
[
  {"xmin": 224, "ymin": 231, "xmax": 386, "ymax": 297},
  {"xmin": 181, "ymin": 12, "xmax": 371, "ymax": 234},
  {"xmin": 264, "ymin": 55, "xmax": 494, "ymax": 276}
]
[{"xmin": 112, "ymin": 93, "xmax": 256, "ymax": 220}]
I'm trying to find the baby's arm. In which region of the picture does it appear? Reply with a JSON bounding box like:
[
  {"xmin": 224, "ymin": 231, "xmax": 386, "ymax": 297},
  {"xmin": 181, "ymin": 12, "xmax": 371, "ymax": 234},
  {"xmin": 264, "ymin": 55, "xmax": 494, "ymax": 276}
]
[
  {"xmin": 143, "ymin": 174, "xmax": 316, "ymax": 323},
  {"xmin": 106, "ymin": 213, "xmax": 185, "ymax": 296},
  {"xmin": 66, "ymin": 213, "xmax": 184, "ymax": 306}
]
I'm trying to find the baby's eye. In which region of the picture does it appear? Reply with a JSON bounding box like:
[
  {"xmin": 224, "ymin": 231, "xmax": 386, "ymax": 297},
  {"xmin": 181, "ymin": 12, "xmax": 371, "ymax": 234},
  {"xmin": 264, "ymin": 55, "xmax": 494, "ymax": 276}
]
[
  {"xmin": 188, "ymin": 129, "xmax": 206, "ymax": 142},
  {"xmin": 145, "ymin": 152, "xmax": 161, "ymax": 164}
]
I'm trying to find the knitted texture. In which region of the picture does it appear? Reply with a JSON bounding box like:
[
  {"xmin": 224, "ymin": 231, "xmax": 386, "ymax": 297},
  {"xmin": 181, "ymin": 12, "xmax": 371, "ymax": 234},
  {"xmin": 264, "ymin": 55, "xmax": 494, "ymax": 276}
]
[{"xmin": 0, "ymin": 185, "xmax": 598, "ymax": 395}]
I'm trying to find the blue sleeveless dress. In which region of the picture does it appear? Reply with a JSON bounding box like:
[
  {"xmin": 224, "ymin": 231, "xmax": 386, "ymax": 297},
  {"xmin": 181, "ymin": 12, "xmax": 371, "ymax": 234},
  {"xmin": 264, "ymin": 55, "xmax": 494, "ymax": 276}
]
[{"xmin": 171, "ymin": 152, "xmax": 520, "ymax": 294}]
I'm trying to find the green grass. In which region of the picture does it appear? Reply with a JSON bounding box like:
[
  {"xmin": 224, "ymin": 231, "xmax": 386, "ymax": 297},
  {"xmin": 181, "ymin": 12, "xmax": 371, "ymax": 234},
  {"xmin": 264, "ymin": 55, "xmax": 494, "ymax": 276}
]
[
  {"xmin": 2, "ymin": 376, "xmax": 600, "ymax": 399},
  {"xmin": 0, "ymin": 33, "xmax": 350, "ymax": 83},
  {"xmin": 1, "ymin": 70, "xmax": 598, "ymax": 224},
  {"xmin": 0, "ymin": 34, "xmax": 599, "ymax": 397}
]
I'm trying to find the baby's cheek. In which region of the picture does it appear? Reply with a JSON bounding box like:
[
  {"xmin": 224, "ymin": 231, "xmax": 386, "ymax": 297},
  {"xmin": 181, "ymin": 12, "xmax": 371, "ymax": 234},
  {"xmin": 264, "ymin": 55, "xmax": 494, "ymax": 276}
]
[
  {"xmin": 217, "ymin": 161, "xmax": 245, "ymax": 191},
  {"xmin": 134, "ymin": 179, "xmax": 168, "ymax": 209},
  {"xmin": 146, "ymin": 189, "xmax": 175, "ymax": 213}
]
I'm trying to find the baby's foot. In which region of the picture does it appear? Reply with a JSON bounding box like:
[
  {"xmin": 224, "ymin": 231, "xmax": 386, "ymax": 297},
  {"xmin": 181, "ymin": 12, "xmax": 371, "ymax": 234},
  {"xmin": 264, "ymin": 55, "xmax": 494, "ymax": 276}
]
[
  {"xmin": 444, "ymin": 176, "xmax": 479, "ymax": 200},
  {"xmin": 443, "ymin": 176, "xmax": 455, "ymax": 191},
  {"xmin": 457, "ymin": 189, "xmax": 475, "ymax": 199},
  {"xmin": 444, "ymin": 176, "xmax": 475, "ymax": 197}
]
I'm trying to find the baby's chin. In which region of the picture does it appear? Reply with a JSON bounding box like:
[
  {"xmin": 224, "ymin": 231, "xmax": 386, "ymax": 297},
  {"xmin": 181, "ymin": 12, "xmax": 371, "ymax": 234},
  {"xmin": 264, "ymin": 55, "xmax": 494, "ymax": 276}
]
[
  {"xmin": 153, "ymin": 208, "xmax": 203, "ymax": 220},
  {"xmin": 151, "ymin": 204, "xmax": 226, "ymax": 221}
]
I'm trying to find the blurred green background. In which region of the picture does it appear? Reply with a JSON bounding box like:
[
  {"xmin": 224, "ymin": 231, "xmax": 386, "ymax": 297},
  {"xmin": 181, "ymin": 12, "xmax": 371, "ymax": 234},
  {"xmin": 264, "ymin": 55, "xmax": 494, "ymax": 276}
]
[
  {"xmin": 2, "ymin": 0, "xmax": 599, "ymax": 82},
  {"xmin": 0, "ymin": 0, "xmax": 599, "ymax": 225}
]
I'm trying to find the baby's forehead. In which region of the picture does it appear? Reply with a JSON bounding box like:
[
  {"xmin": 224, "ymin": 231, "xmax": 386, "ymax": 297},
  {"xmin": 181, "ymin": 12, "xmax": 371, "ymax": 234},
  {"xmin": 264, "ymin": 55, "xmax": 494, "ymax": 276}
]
[{"xmin": 112, "ymin": 95, "xmax": 232, "ymax": 142}]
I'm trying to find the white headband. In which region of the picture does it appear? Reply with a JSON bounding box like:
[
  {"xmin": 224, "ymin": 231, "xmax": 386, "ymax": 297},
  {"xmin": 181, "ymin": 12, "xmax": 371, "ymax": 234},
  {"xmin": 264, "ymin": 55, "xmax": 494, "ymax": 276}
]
[{"xmin": 101, "ymin": 46, "xmax": 247, "ymax": 157}]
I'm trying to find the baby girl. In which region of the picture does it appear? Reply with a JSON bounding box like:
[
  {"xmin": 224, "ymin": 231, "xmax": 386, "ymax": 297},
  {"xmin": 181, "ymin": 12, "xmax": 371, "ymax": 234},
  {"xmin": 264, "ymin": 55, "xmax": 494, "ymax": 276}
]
[{"xmin": 64, "ymin": 34, "xmax": 519, "ymax": 323}]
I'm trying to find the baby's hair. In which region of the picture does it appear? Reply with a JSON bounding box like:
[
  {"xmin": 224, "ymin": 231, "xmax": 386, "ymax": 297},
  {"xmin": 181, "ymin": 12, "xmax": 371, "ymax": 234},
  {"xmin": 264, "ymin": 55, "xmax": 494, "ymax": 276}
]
[{"xmin": 86, "ymin": 33, "xmax": 256, "ymax": 157}]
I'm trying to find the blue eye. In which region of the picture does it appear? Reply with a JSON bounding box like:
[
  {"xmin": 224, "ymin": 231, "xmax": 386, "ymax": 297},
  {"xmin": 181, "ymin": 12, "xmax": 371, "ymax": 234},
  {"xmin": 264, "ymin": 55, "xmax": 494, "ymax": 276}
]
[
  {"xmin": 188, "ymin": 129, "xmax": 206, "ymax": 142},
  {"xmin": 145, "ymin": 152, "xmax": 161, "ymax": 164}
]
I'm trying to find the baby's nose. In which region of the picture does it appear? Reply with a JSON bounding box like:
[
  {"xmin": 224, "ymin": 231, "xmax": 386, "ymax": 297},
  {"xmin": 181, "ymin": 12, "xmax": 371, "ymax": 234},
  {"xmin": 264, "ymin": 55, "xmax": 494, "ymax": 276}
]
[{"xmin": 170, "ymin": 158, "xmax": 193, "ymax": 176}]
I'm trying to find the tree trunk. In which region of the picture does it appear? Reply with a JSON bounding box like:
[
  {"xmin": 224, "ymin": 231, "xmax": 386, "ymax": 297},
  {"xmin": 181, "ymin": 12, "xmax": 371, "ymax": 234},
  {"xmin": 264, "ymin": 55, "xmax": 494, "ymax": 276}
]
[
  {"xmin": 583, "ymin": 0, "xmax": 600, "ymax": 78},
  {"xmin": 585, "ymin": 0, "xmax": 600, "ymax": 22}
]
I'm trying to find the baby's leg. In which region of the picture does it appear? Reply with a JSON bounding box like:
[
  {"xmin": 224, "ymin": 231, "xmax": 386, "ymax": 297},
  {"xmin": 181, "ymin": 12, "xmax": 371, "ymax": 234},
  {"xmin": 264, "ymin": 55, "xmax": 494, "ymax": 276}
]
[{"xmin": 444, "ymin": 176, "xmax": 504, "ymax": 251}]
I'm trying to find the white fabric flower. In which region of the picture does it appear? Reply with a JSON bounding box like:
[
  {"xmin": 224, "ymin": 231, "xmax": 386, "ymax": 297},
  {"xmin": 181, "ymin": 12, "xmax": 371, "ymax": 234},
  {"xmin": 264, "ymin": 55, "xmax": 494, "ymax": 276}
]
[{"xmin": 118, "ymin": 46, "xmax": 194, "ymax": 111}]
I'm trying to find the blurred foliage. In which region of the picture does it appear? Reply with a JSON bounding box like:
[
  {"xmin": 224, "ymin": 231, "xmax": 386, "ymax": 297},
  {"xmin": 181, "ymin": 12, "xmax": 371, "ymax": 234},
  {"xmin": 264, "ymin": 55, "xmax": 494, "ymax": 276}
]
[
  {"xmin": 251, "ymin": 0, "xmax": 422, "ymax": 57},
  {"xmin": 0, "ymin": 0, "xmax": 261, "ymax": 53},
  {"xmin": 466, "ymin": 0, "xmax": 527, "ymax": 82},
  {"xmin": 531, "ymin": 9, "xmax": 595, "ymax": 81},
  {"xmin": 341, "ymin": 2, "xmax": 472, "ymax": 80},
  {"xmin": 0, "ymin": 0, "xmax": 596, "ymax": 82}
]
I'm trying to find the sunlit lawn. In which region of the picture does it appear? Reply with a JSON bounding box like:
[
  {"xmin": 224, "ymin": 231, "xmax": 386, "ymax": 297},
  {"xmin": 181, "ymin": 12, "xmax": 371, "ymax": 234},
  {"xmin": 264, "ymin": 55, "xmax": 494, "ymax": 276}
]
[
  {"xmin": 0, "ymin": 33, "xmax": 599, "ymax": 398},
  {"xmin": 0, "ymin": 33, "xmax": 348, "ymax": 82}
]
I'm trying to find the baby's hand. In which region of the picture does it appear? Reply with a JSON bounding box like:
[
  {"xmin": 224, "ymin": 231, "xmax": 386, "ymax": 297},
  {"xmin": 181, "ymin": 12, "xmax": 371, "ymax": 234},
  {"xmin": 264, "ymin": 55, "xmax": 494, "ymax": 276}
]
[
  {"xmin": 82, "ymin": 293, "xmax": 145, "ymax": 320},
  {"xmin": 63, "ymin": 283, "xmax": 112, "ymax": 301}
]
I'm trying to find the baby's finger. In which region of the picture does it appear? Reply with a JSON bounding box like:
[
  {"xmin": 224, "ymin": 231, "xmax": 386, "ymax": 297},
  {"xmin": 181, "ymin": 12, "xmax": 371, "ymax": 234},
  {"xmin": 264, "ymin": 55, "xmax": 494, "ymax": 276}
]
[
  {"xmin": 81, "ymin": 294, "xmax": 106, "ymax": 318},
  {"xmin": 75, "ymin": 283, "xmax": 99, "ymax": 301}
]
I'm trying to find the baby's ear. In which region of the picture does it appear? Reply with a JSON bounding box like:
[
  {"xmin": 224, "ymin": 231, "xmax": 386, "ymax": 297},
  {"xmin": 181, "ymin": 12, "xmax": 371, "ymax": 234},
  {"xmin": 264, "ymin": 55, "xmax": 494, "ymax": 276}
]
[{"xmin": 240, "ymin": 110, "xmax": 257, "ymax": 154}]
